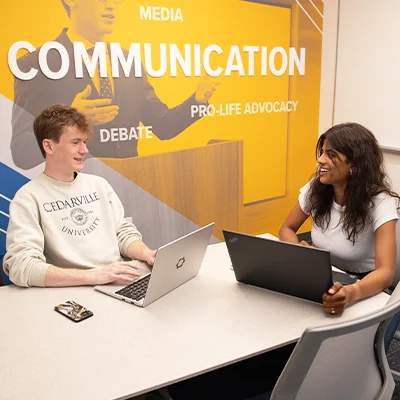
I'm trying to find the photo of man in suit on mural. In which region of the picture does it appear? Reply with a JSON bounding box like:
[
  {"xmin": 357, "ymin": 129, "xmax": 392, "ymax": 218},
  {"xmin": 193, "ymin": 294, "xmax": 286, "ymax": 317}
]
[{"xmin": 11, "ymin": 0, "xmax": 219, "ymax": 170}]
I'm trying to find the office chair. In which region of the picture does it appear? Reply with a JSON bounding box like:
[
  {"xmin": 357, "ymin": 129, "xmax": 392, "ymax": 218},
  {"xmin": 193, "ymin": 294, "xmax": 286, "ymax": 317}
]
[
  {"xmin": 382, "ymin": 221, "xmax": 400, "ymax": 381},
  {"xmin": 0, "ymin": 224, "xmax": 7, "ymax": 286},
  {"xmin": 0, "ymin": 245, "xmax": 5, "ymax": 286},
  {"xmin": 296, "ymin": 229, "xmax": 400, "ymax": 356},
  {"xmin": 0, "ymin": 253, "xmax": 14, "ymax": 287},
  {"xmin": 0, "ymin": 262, "xmax": 4, "ymax": 286},
  {"xmin": 0, "ymin": 238, "xmax": 9, "ymax": 286},
  {"xmin": 246, "ymin": 283, "xmax": 400, "ymax": 400}
]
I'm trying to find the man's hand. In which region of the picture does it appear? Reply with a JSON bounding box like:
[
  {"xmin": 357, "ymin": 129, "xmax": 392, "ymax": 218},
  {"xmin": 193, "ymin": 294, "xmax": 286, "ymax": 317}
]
[
  {"xmin": 195, "ymin": 75, "xmax": 221, "ymax": 103},
  {"xmin": 71, "ymin": 85, "xmax": 119, "ymax": 125},
  {"xmin": 126, "ymin": 240, "xmax": 157, "ymax": 266},
  {"xmin": 322, "ymin": 282, "xmax": 348, "ymax": 315},
  {"xmin": 143, "ymin": 249, "xmax": 157, "ymax": 266},
  {"xmin": 86, "ymin": 261, "xmax": 140, "ymax": 285}
]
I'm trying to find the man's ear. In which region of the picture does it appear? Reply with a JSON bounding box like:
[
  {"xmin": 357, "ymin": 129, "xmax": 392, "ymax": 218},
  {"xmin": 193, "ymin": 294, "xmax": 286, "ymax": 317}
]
[{"xmin": 42, "ymin": 139, "xmax": 53, "ymax": 156}]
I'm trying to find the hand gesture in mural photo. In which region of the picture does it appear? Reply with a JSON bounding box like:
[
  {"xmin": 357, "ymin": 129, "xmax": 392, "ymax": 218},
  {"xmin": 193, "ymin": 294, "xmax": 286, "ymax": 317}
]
[
  {"xmin": 194, "ymin": 74, "xmax": 221, "ymax": 103},
  {"xmin": 71, "ymin": 85, "xmax": 119, "ymax": 126}
]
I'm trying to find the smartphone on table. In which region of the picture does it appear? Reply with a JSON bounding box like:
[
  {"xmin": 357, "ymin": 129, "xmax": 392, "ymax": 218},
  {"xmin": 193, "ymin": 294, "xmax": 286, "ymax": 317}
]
[{"xmin": 55, "ymin": 300, "xmax": 93, "ymax": 322}]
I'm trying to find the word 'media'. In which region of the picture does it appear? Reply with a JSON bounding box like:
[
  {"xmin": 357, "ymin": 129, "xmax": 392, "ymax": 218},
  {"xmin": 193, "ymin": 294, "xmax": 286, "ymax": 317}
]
[
  {"xmin": 8, "ymin": 42, "xmax": 306, "ymax": 80},
  {"xmin": 139, "ymin": 6, "xmax": 184, "ymax": 22}
]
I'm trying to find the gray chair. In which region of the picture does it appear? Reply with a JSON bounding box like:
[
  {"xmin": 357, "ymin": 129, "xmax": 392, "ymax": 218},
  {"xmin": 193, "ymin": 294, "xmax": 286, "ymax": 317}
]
[
  {"xmin": 0, "ymin": 255, "xmax": 4, "ymax": 286},
  {"xmin": 384, "ymin": 221, "xmax": 400, "ymax": 383},
  {"xmin": 390, "ymin": 219, "xmax": 400, "ymax": 289},
  {"xmin": 247, "ymin": 283, "xmax": 400, "ymax": 400}
]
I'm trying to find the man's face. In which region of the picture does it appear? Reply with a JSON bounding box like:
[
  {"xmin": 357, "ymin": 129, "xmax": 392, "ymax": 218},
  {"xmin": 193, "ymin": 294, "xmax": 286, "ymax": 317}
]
[
  {"xmin": 46, "ymin": 126, "xmax": 89, "ymax": 176},
  {"xmin": 73, "ymin": 0, "xmax": 120, "ymax": 38}
]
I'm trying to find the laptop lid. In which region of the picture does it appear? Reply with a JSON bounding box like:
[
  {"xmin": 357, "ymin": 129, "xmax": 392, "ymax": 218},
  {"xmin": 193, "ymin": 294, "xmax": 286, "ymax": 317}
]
[
  {"xmin": 222, "ymin": 230, "xmax": 333, "ymax": 304},
  {"xmin": 143, "ymin": 222, "xmax": 215, "ymax": 306},
  {"xmin": 95, "ymin": 223, "xmax": 215, "ymax": 306}
]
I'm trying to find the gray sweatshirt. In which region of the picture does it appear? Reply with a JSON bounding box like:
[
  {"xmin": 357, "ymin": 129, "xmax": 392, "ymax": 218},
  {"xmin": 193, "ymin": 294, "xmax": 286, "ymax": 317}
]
[{"xmin": 4, "ymin": 173, "xmax": 142, "ymax": 287}]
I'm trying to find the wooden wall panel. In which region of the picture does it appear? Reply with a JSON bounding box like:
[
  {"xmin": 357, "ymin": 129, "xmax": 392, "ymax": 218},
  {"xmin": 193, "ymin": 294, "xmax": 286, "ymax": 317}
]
[{"xmin": 101, "ymin": 141, "xmax": 243, "ymax": 241}]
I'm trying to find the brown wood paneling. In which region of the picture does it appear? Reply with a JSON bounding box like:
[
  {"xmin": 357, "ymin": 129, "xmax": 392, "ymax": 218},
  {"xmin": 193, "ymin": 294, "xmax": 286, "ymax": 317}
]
[{"xmin": 101, "ymin": 141, "xmax": 243, "ymax": 241}]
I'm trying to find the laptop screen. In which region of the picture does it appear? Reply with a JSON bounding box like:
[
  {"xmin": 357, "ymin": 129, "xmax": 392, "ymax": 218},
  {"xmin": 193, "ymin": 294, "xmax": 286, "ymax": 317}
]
[{"xmin": 223, "ymin": 230, "xmax": 333, "ymax": 303}]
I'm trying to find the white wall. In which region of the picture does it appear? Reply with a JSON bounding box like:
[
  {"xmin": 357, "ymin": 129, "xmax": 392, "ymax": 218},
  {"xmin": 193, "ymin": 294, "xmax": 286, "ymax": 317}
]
[
  {"xmin": 318, "ymin": 0, "xmax": 339, "ymax": 135},
  {"xmin": 319, "ymin": 0, "xmax": 400, "ymax": 193},
  {"xmin": 384, "ymin": 152, "xmax": 400, "ymax": 193}
]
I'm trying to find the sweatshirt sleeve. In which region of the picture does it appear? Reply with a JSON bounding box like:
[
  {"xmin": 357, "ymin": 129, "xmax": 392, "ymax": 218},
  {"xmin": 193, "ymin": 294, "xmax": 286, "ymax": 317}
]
[
  {"xmin": 3, "ymin": 188, "xmax": 51, "ymax": 287},
  {"xmin": 106, "ymin": 181, "xmax": 142, "ymax": 257}
]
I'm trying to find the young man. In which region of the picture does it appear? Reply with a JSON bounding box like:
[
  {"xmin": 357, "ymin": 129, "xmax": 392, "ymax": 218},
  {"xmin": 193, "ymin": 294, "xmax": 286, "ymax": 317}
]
[{"xmin": 4, "ymin": 104, "xmax": 156, "ymax": 287}]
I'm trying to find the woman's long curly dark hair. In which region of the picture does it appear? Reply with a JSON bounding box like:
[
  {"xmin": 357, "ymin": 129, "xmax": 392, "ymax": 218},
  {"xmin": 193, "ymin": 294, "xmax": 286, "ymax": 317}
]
[{"xmin": 305, "ymin": 123, "xmax": 399, "ymax": 244}]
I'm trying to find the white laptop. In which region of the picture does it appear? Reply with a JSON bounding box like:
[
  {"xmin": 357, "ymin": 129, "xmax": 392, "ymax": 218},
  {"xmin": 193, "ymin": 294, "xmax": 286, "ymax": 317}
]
[{"xmin": 95, "ymin": 223, "xmax": 214, "ymax": 307}]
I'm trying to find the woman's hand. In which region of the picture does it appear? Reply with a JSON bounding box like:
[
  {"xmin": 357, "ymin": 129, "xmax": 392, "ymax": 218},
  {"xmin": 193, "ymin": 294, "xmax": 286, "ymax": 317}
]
[{"xmin": 322, "ymin": 282, "xmax": 350, "ymax": 315}]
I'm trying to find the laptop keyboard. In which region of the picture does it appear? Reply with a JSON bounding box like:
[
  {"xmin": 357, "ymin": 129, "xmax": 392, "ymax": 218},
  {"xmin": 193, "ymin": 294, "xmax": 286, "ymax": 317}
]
[{"xmin": 115, "ymin": 274, "xmax": 151, "ymax": 301}]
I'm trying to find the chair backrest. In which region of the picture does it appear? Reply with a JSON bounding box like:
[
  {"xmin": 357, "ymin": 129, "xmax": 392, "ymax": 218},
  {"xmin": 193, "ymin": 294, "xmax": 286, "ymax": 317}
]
[
  {"xmin": 270, "ymin": 284, "xmax": 400, "ymax": 400},
  {"xmin": 392, "ymin": 220, "xmax": 400, "ymax": 288},
  {"xmin": 0, "ymin": 262, "xmax": 4, "ymax": 286},
  {"xmin": 0, "ymin": 240, "xmax": 6, "ymax": 286}
]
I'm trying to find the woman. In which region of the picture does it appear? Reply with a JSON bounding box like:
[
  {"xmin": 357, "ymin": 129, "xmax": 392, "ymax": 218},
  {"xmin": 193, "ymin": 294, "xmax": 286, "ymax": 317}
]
[
  {"xmin": 166, "ymin": 123, "xmax": 399, "ymax": 400},
  {"xmin": 280, "ymin": 122, "xmax": 399, "ymax": 316}
]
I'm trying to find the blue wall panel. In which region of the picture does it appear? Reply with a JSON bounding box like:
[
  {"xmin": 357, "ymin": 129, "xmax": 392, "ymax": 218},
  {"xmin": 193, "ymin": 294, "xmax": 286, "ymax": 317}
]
[{"xmin": 0, "ymin": 162, "xmax": 30, "ymax": 285}]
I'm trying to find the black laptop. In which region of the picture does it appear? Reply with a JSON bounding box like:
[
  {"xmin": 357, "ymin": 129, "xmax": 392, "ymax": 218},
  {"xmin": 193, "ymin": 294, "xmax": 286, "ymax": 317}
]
[{"xmin": 223, "ymin": 230, "xmax": 356, "ymax": 304}]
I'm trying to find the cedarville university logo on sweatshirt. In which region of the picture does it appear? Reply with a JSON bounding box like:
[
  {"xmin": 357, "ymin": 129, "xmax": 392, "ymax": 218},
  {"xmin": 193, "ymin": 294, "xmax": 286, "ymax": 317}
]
[{"xmin": 42, "ymin": 192, "xmax": 101, "ymax": 237}]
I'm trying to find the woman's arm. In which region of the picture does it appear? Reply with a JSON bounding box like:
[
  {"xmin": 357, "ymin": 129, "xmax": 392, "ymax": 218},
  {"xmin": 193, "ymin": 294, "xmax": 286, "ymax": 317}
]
[
  {"xmin": 279, "ymin": 201, "xmax": 310, "ymax": 244},
  {"xmin": 323, "ymin": 219, "xmax": 397, "ymax": 314}
]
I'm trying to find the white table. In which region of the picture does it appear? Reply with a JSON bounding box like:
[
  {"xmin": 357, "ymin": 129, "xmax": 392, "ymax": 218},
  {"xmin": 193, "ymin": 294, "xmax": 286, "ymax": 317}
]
[{"xmin": 0, "ymin": 240, "xmax": 389, "ymax": 400}]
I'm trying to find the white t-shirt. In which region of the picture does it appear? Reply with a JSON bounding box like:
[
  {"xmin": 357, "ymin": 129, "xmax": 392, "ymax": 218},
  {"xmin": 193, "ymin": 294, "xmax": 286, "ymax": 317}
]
[{"xmin": 299, "ymin": 182, "xmax": 399, "ymax": 274}]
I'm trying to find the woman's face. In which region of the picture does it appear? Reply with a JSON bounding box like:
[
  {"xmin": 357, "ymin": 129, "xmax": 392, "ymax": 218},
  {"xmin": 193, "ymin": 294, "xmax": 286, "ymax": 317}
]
[{"xmin": 317, "ymin": 141, "xmax": 352, "ymax": 187}]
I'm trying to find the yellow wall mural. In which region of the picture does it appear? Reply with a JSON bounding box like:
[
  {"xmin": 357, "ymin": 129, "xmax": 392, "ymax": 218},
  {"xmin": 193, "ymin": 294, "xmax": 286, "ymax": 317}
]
[{"xmin": 0, "ymin": 0, "xmax": 323, "ymax": 244}]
